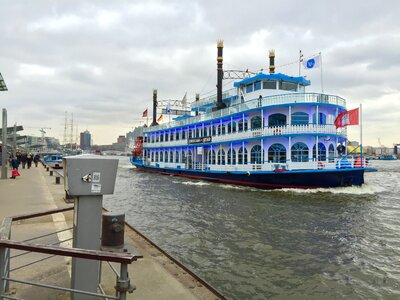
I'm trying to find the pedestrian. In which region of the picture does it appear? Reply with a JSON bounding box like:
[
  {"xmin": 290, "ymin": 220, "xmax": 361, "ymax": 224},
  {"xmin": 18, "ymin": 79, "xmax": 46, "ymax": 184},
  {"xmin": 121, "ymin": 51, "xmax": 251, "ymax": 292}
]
[
  {"xmin": 21, "ymin": 153, "xmax": 27, "ymax": 169},
  {"xmin": 27, "ymin": 153, "xmax": 33, "ymax": 169},
  {"xmin": 10, "ymin": 155, "xmax": 20, "ymax": 179},
  {"xmin": 33, "ymin": 154, "xmax": 40, "ymax": 167}
]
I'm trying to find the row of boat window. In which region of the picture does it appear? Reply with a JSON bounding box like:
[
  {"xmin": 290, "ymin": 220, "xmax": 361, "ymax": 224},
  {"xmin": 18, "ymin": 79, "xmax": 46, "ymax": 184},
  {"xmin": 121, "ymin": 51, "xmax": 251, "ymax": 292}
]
[
  {"xmin": 245, "ymin": 81, "xmax": 298, "ymax": 93},
  {"xmin": 145, "ymin": 142, "xmax": 336, "ymax": 164},
  {"xmin": 146, "ymin": 112, "xmax": 329, "ymax": 143}
]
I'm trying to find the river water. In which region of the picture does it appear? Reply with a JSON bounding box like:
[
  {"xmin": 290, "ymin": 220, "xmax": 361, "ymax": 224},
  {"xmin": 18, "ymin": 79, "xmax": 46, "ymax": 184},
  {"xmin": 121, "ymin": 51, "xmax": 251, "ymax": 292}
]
[{"xmin": 104, "ymin": 159, "xmax": 400, "ymax": 299}]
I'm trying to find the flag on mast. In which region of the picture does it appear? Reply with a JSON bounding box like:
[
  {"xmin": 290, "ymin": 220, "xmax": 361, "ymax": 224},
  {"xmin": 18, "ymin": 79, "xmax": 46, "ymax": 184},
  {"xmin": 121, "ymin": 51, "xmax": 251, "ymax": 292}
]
[
  {"xmin": 303, "ymin": 54, "xmax": 321, "ymax": 69},
  {"xmin": 334, "ymin": 108, "xmax": 359, "ymax": 128},
  {"xmin": 157, "ymin": 114, "xmax": 163, "ymax": 123},
  {"xmin": 142, "ymin": 108, "xmax": 148, "ymax": 118},
  {"xmin": 166, "ymin": 101, "xmax": 171, "ymax": 114}
]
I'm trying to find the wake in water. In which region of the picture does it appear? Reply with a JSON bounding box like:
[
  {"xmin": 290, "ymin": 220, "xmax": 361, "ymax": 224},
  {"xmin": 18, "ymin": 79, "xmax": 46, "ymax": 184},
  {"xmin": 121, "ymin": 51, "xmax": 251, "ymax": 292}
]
[{"xmin": 172, "ymin": 178, "xmax": 385, "ymax": 195}]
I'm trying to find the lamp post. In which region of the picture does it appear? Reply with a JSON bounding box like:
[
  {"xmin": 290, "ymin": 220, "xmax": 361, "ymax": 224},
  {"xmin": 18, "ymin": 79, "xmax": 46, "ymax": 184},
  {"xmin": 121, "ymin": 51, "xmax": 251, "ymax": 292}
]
[{"xmin": 1, "ymin": 73, "xmax": 8, "ymax": 179}]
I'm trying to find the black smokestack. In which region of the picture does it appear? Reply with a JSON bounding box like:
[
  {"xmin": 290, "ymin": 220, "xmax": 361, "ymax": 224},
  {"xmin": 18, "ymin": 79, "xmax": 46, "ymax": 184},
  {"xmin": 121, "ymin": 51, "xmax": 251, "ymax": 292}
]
[
  {"xmin": 216, "ymin": 40, "xmax": 226, "ymax": 110},
  {"xmin": 195, "ymin": 93, "xmax": 200, "ymax": 116},
  {"xmin": 269, "ymin": 50, "xmax": 275, "ymax": 74},
  {"xmin": 151, "ymin": 89, "xmax": 158, "ymax": 126}
]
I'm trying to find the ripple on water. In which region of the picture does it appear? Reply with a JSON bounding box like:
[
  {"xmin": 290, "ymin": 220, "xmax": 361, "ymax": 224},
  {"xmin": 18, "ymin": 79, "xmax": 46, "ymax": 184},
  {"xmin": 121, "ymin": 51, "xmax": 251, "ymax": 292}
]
[{"xmin": 104, "ymin": 158, "xmax": 400, "ymax": 299}]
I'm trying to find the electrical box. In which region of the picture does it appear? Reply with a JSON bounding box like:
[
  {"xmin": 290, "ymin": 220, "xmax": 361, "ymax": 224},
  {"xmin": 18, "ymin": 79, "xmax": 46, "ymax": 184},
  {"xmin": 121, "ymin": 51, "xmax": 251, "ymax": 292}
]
[{"xmin": 63, "ymin": 155, "xmax": 119, "ymax": 196}]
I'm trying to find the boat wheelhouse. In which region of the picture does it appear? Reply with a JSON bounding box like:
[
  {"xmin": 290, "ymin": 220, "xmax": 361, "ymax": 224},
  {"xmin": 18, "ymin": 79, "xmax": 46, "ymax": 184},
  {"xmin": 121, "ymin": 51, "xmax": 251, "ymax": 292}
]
[{"xmin": 131, "ymin": 42, "xmax": 366, "ymax": 189}]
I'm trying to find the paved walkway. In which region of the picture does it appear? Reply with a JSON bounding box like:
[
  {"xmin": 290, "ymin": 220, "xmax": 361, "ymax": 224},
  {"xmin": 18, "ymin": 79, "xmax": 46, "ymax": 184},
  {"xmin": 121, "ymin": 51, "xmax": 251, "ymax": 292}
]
[{"xmin": 0, "ymin": 164, "xmax": 222, "ymax": 300}]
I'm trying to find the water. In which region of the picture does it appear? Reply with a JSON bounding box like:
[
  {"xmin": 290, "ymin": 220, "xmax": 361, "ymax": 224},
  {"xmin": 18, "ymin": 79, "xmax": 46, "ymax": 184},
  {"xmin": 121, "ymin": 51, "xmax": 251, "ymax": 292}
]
[{"xmin": 104, "ymin": 159, "xmax": 400, "ymax": 299}]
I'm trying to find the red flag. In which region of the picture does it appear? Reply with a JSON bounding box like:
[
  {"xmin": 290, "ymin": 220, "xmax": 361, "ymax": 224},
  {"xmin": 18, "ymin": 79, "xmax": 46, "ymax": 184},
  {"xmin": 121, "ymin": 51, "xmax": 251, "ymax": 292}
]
[
  {"xmin": 157, "ymin": 114, "xmax": 163, "ymax": 122},
  {"xmin": 334, "ymin": 108, "xmax": 359, "ymax": 128},
  {"xmin": 142, "ymin": 109, "xmax": 148, "ymax": 118}
]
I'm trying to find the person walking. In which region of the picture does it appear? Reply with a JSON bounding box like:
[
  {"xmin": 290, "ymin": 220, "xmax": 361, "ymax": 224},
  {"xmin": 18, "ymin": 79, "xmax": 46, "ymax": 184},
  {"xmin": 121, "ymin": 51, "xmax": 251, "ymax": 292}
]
[
  {"xmin": 20, "ymin": 153, "xmax": 27, "ymax": 169},
  {"xmin": 10, "ymin": 155, "xmax": 20, "ymax": 179},
  {"xmin": 27, "ymin": 153, "xmax": 33, "ymax": 169},
  {"xmin": 33, "ymin": 154, "xmax": 40, "ymax": 167}
]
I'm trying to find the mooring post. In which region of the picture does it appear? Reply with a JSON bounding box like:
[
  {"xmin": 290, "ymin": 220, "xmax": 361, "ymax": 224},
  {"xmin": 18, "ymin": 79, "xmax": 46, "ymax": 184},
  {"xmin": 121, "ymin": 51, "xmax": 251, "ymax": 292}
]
[{"xmin": 49, "ymin": 170, "xmax": 53, "ymax": 176}]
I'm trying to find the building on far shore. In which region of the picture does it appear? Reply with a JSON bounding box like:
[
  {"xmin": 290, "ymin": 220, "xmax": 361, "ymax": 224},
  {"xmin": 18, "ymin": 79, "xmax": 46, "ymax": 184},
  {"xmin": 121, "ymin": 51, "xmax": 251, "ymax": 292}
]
[{"xmin": 80, "ymin": 130, "xmax": 91, "ymax": 150}]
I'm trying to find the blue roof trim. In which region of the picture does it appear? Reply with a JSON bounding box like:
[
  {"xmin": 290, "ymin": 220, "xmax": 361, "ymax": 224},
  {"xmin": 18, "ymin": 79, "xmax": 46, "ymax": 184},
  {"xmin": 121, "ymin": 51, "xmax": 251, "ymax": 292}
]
[{"xmin": 233, "ymin": 72, "xmax": 311, "ymax": 87}]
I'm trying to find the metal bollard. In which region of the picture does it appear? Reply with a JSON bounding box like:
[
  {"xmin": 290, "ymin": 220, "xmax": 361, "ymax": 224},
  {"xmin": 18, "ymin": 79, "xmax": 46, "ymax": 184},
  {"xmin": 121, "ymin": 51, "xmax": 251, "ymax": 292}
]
[
  {"xmin": 46, "ymin": 167, "xmax": 49, "ymax": 171},
  {"xmin": 49, "ymin": 170, "xmax": 53, "ymax": 176},
  {"xmin": 55, "ymin": 176, "xmax": 61, "ymax": 184},
  {"xmin": 102, "ymin": 212, "xmax": 125, "ymax": 249}
]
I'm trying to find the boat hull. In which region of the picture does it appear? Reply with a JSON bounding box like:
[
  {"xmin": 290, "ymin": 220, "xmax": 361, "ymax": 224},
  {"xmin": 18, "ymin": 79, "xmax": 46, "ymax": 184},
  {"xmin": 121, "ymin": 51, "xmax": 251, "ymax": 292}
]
[{"xmin": 132, "ymin": 163, "xmax": 365, "ymax": 189}]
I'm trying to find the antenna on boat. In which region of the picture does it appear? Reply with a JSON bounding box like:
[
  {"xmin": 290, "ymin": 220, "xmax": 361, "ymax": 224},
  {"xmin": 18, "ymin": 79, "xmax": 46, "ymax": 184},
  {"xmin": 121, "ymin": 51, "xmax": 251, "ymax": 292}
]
[
  {"xmin": 269, "ymin": 50, "xmax": 275, "ymax": 74},
  {"xmin": 215, "ymin": 40, "xmax": 226, "ymax": 110}
]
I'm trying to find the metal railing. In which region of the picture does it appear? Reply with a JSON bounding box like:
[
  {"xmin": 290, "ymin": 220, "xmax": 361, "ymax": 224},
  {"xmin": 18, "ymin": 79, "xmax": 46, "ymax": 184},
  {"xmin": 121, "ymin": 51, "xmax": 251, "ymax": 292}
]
[
  {"xmin": 0, "ymin": 207, "xmax": 141, "ymax": 300},
  {"xmin": 145, "ymin": 92, "xmax": 346, "ymax": 132}
]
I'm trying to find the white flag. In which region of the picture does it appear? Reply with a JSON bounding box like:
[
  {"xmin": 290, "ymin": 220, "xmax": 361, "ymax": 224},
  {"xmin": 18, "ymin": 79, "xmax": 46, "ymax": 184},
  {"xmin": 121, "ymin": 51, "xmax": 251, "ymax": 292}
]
[
  {"xmin": 182, "ymin": 92, "xmax": 187, "ymax": 108},
  {"xmin": 166, "ymin": 101, "xmax": 171, "ymax": 114},
  {"xmin": 303, "ymin": 54, "xmax": 320, "ymax": 69}
]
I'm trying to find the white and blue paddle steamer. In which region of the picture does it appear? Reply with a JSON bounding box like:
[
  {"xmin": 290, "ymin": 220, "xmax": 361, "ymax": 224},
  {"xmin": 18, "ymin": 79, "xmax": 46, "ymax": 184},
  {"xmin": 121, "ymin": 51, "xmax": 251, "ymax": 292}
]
[{"xmin": 131, "ymin": 42, "xmax": 367, "ymax": 189}]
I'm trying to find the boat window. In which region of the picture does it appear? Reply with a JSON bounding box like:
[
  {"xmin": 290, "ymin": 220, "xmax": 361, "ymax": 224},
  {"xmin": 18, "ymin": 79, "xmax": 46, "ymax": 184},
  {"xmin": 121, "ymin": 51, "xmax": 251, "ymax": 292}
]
[
  {"xmin": 217, "ymin": 125, "xmax": 222, "ymax": 135},
  {"xmin": 268, "ymin": 143, "xmax": 286, "ymax": 163},
  {"xmin": 195, "ymin": 128, "xmax": 200, "ymax": 138},
  {"xmin": 263, "ymin": 81, "xmax": 276, "ymax": 90},
  {"xmin": 238, "ymin": 147, "xmax": 248, "ymax": 164},
  {"xmin": 188, "ymin": 129, "xmax": 192, "ymax": 139},
  {"xmin": 279, "ymin": 81, "xmax": 297, "ymax": 91},
  {"xmin": 170, "ymin": 131, "xmax": 174, "ymax": 141},
  {"xmin": 182, "ymin": 130, "xmax": 186, "ymax": 139},
  {"xmin": 160, "ymin": 152, "xmax": 163, "ymax": 162},
  {"xmin": 254, "ymin": 81, "xmax": 262, "ymax": 91},
  {"xmin": 217, "ymin": 149, "xmax": 226, "ymax": 165},
  {"xmin": 328, "ymin": 144, "xmax": 335, "ymax": 162},
  {"xmin": 291, "ymin": 142, "xmax": 309, "ymax": 162},
  {"xmin": 165, "ymin": 151, "xmax": 168, "ymax": 162},
  {"xmin": 175, "ymin": 151, "xmax": 180, "ymax": 163},
  {"xmin": 212, "ymin": 126, "xmax": 216, "ymax": 136},
  {"xmin": 227, "ymin": 148, "xmax": 236, "ymax": 165},
  {"xmin": 181, "ymin": 150, "xmax": 186, "ymax": 163},
  {"xmin": 170, "ymin": 151, "xmax": 173, "ymax": 163},
  {"xmin": 251, "ymin": 116, "xmax": 262, "ymax": 129},
  {"xmin": 221, "ymin": 124, "xmax": 226, "ymax": 135},
  {"xmin": 312, "ymin": 112, "xmax": 327, "ymax": 125},
  {"xmin": 160, "ymin": 134, "xmax": 164, "ymax": 142},
  {"xmin": 251, "ymin": 145, "xmax": 263, "ymax": 164},
  {"xmin": 268, "ymin": 113, "xmax": 287, "ymax": 127},
  {"xmin": 232, "ymin": 122, "xmax": 236, "ymax": 133},
  {"xmin": 176, "ymin": 131, "xmax": 179, "ymax": 141},
  {"xmin": 209, "ymin": 149, "xmax": 216, "ymax": 165},
  {"xmin": 246, "ymin": 84, "xmax": 253, "ymax": 93},
  {"xmin": 156, "ymin": 135, "xmax": 159, "ymax": 143},
  {"xmin": 313, "ymin": 143, "xmax": 326, "ymax": 161},
  {"xmin": 238, "ymin": 120, "xmax": 248, "ymax": 132},
  {"xmin": 151, "ymin": 152, "xmax": 154, "ymax": 162},
  {"xmin": 291, "ymin": 112, "xmax": 309, "ymax": 125},
  {"xmin": 203, "ymin": 127, "xmax": 207, "ymax": 137}
]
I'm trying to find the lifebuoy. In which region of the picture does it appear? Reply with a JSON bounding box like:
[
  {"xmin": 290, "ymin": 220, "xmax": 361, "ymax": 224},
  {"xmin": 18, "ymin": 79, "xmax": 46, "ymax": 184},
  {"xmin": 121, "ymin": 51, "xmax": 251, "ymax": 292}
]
[
  {"xmin": 318, "ymin": 161, "xmax": 325, "ymax": 169},
  {"xmin": 337, "ymin": 145, "xmax": 345, "ymax": 154}
]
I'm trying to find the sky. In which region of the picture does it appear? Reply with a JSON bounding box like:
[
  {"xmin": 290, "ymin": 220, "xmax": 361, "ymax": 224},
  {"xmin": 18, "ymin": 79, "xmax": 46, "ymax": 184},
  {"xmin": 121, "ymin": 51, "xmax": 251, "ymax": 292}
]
[{"xmin": 0, "ymin": 0, "xmax": 399, "ymax": 147}]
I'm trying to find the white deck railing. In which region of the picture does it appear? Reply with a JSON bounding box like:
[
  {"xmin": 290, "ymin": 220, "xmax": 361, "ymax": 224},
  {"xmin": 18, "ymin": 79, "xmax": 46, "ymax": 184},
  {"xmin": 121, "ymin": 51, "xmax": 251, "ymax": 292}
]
[
  {"xmin": 144, "ymin": 157, "xmax": 367, "ymax": 172},
  {"xmin": 145, "ymin": 124, "xmax": 342, "ymax": 148},
  {"xmin": 145, "ymin": 93, "xmax": 346, "ymax": 132}
]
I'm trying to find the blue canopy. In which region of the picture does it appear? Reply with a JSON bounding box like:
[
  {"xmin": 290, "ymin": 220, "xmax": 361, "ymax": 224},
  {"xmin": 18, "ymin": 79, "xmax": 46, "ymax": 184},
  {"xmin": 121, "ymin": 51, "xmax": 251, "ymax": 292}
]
[
  {"xmin": 173, "ymin": 114, "xmax": 193, "ymax": 121},
  {"xmin": 233, "ymin": 72, "xmax": 311, "ymax": 87}
]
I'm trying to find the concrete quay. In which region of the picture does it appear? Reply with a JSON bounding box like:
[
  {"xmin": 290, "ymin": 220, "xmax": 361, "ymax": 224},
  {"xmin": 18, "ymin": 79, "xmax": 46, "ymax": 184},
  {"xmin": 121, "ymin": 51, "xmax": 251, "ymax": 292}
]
[{"xmin": 0, "ymin": 165, "xmax": 223, "ymax": 300}]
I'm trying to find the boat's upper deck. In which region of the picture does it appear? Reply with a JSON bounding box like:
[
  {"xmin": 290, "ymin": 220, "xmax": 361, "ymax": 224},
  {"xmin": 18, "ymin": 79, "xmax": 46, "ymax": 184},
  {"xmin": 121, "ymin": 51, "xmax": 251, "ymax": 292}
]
[{"xmin": 143, "ymin": 92, "xmax": 346, "ymax": 133}]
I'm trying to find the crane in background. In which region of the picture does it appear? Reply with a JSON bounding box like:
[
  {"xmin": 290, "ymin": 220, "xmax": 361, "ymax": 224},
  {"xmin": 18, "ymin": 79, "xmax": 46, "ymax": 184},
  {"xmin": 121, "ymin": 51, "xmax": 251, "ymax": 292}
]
[{"xmin": 25, "ymin": 127, "xmax": 52, "ymax": 151}]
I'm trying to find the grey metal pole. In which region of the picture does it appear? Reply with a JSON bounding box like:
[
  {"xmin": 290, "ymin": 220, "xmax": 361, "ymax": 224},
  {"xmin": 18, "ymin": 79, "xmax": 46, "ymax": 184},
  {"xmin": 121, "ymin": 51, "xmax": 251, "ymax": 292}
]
[
  {"xmin": 13, "ymin": 123, "xmax": 16, "ymax": 158},
  {"xmin": 0, "ymin": 247, "xmax": 5, "ymax": 297},
  {"xmin": 1, "ymin": 109, "xmax": 7, "ymax": 179}
]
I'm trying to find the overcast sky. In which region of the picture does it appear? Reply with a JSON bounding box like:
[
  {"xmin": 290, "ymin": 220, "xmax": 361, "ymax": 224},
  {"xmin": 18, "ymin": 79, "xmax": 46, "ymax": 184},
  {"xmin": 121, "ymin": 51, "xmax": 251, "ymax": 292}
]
[{"xmin": 0, "ymin": 0, "xmax": 399, "ymax": 147}]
